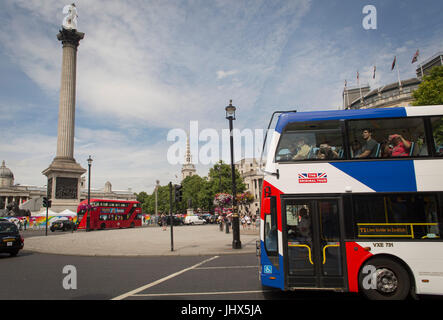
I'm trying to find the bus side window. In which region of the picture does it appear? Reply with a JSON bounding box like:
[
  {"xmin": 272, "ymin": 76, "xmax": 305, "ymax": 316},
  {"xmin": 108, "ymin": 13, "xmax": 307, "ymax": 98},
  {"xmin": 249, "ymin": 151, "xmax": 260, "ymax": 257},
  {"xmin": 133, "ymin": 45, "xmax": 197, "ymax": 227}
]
[
  {"xmin": 264, "ymin": 196, "xmax": 278, "ymax": 255},
  {"xmin": 352, "ymin": 193, "xmax": 441, "ymax": 239},
  {"xmin": 431, "ymin": 116, "xmax": 443, "ymax": 156},
  {"xmin": 348, "ymin": 117, "xmax": 428, "ymax": 159}
]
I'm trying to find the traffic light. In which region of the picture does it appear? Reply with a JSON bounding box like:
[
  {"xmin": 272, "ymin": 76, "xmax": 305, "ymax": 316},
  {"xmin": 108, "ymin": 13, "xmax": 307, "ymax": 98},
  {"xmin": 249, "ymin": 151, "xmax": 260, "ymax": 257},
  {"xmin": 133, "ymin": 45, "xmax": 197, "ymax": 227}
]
[
  {"xmin": 174, "ymin": 184, "xmax": 183, "ymax": 203},
  {"xmin": 42, "ymin": 197, "xmax": 51, "ymax": 208}
]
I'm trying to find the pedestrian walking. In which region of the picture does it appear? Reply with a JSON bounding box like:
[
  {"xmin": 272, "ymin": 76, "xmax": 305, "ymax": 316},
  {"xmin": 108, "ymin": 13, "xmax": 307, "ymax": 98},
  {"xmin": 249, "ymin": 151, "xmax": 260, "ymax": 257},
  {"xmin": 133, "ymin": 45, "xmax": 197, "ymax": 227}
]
[
  {"xmin": 245, "ymin": 215, "xmax": 251, "ymax": 230},
  {"xmin": 241, "ymin": 215, "xmax": 246, "ymax": 230},
  {"xmin": 218, "ymin": 215, "xmax": 224, "ymax": 231},
  {"xmin": 161, "ymin": 213, "xmax": 167, "ymax": 231}
]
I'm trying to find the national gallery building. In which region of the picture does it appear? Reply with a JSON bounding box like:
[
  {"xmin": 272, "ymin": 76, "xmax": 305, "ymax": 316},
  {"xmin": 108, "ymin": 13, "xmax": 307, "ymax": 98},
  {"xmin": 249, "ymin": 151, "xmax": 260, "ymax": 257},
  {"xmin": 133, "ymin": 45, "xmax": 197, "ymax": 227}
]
[{"xmin": 0, "ymin": 160, "xmax": 136, "ymax": 214}]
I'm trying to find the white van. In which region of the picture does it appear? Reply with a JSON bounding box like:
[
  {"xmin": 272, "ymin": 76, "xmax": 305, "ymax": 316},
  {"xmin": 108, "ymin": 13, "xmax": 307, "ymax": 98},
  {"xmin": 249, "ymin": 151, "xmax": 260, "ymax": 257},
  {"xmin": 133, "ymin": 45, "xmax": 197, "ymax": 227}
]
[{"xmin": 184, "ymin": 215, "xmax": 206, "ymax": 225}]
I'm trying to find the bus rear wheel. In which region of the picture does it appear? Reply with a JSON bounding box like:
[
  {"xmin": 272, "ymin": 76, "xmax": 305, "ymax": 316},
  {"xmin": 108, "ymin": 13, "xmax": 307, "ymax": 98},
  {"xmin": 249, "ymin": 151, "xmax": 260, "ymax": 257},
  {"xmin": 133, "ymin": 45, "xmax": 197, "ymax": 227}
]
[
  {"xmin": 358, "ymin": 257, "xmax": 411, "ymax": 300},
  {"xmin": 100, "ymin": 223, "xmax": 106, "ymax": 230}
]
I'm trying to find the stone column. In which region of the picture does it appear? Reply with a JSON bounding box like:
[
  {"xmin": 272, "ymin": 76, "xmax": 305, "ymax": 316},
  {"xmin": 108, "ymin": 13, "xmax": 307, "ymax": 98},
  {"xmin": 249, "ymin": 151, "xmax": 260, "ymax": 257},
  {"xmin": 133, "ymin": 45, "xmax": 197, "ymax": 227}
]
[
  {"xmin": 55, "ymin": 29, "xmax": 84, "ymax": 161},
  {"xmin": 42, "ymin": 28, "xmax": 86, "ymax": 213}
]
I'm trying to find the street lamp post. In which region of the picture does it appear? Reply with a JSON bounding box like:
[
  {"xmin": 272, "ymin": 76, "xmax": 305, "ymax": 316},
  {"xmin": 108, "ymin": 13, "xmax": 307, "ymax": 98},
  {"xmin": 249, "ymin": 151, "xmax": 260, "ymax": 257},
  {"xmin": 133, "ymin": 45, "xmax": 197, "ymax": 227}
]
[
  {"xmin": 225, "ymin": 100, "xmax": 241, "ymax": 249},
  {"xmin": 86, "ymin": 155, "xmax": 92, "ymax": 232}
]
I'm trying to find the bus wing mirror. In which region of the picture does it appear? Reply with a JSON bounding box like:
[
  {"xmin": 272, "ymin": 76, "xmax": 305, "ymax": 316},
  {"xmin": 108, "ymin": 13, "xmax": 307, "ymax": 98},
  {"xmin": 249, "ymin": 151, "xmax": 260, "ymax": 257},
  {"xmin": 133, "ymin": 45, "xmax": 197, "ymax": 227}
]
[{"xmin": 263, "ymin": 197, "xmax": 271, "ymax": 215}]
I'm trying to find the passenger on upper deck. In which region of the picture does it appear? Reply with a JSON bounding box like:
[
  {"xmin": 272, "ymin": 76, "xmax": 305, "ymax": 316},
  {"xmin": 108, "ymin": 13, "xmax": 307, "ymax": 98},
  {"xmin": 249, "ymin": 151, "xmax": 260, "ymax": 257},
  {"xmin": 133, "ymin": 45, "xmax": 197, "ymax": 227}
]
[
  {"xmin": 389, "ymin": 134, "xmax": 411, "ymax": 157},
  {"xmin": 351, "ymin": 140, "xmax": 363, "ymax": 157},
  {"xmin": 356, "ymin": 128, "xmax": 378, "ymax": 158},
  {"xmin": 379, "ymin": 139, "xmax": 392, "ymax": 158},
  {"xmin": 292, "ymin": 136, "xmax": 311, "ymax": 160},
  {"xmin": 317, "ymin": 143, "xmax": 339, "ymax": 160}
]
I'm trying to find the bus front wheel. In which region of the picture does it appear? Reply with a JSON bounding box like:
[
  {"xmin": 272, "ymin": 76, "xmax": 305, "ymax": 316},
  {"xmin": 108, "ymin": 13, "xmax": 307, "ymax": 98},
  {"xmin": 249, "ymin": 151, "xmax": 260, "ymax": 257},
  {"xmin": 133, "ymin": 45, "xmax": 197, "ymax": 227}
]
[{"xmin": 358, "ymin": 257, "xmax": 411, "ymax": 300}]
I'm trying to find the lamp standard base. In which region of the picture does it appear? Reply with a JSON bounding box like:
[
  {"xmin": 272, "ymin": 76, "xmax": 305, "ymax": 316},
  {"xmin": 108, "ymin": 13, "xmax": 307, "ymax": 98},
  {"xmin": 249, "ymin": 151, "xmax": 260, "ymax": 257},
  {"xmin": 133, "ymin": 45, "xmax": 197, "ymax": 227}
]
[{"xmin": 232, "ymin": 240, "xmax": 242, "ymax": 249}]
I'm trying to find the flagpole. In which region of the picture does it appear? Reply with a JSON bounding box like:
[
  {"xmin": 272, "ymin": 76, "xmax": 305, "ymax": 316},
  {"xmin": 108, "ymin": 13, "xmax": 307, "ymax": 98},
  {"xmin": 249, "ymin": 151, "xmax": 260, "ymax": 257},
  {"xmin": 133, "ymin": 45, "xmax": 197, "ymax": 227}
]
[
  {"xmin": 343, "ymin": 80, "xmax": 349, "ymax": 109},
  {"xmin": 396, "ymin": 59, "xmax": 402, "ymax": 89},
  {"xmin": 417, "ymin": 54, "xmax": 424, "ymax": 78},
  {"xmin": 346, "ymin": 87, "xmax": 350, "ymax": 108}
]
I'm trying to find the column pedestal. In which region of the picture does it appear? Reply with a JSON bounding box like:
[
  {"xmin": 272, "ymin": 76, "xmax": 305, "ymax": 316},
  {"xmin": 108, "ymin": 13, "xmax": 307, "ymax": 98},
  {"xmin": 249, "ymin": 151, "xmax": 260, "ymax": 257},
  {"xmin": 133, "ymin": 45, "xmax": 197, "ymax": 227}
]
[{"xmin": 42, "ymin": 159, "xmax": 85, "ymax": 213}]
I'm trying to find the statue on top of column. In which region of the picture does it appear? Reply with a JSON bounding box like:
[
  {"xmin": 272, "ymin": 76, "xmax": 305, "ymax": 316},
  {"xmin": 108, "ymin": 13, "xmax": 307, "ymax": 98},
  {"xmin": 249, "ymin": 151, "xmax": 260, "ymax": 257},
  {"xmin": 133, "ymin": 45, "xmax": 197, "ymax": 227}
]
[{"xmin": 62, "ymin": 3, "xmax": 78, "ymax": 30}]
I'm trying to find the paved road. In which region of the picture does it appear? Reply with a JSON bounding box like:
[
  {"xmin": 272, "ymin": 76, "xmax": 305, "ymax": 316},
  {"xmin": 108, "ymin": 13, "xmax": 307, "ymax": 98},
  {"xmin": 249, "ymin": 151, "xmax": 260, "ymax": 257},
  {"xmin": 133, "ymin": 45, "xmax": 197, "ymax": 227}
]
[
  {"xmin": 3, "ymin": 225, "xmax": 441, "ymax": 306},
  {"xmin": 0, "ymin": 250, "xmax": 362, "ymax": 301}
]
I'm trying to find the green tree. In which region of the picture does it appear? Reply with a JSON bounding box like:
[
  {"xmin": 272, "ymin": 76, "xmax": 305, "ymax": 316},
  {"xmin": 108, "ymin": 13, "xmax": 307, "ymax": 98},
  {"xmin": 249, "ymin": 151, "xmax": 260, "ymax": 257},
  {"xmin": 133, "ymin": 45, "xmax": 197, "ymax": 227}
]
[
  {"xmin": 412, "ymin": 66, "xmax": 443, "ymax": 106},
  {"xmin": 137, "ymin": 185, "xmax": 174, "ymax": 215},
  {"xmin": 136, "ymin": 191, "xmax": 148, "ymax": 203},
  {"xmin": 207, "ymin": 160, "xmax": 246, "ymax": 196},
  {"xmin": 180, "ymin": 175, "xmax": 207, "ymax": 212},
  {"xmin": 136, "ymin": 161, "xmax": 246, "ymax": 214}
]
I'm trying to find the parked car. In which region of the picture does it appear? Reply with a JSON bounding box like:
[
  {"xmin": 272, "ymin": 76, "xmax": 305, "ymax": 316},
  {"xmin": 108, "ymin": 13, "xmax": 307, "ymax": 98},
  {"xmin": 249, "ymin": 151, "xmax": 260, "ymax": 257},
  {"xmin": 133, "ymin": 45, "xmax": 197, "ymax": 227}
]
[
  {"xmin": 0, "ymin": 220, "xmax": 24, "ymax": 257},
  {"xmin": 50, "ymin": 219, "xmax": 77, "ymax": 232},
  {"xmin": 157, "ymin": 216, "xmax": 184, "ymax": 226},
  {"xmin": 200, "ymin": 214, "xmax": 217, "ymax": 224},
  {"xmin": 184, "ymin": 215, "xmax": 206, "ymax": 225}
]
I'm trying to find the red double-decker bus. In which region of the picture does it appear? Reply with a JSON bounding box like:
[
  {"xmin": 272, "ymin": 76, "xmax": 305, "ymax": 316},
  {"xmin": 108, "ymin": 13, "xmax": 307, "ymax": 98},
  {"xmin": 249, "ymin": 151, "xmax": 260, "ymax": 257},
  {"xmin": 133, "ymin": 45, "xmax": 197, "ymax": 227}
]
[{"xmin": 77, "ymin": 199, "xmax": 142, "ymax": 230}]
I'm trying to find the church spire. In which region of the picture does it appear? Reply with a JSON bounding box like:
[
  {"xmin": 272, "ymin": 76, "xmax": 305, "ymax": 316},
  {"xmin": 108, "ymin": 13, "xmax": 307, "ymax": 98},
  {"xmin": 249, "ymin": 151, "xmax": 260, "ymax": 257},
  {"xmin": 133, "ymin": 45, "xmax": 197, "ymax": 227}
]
[
  {"xmin": 185, "ymin": 136, "xmax": 192, "ymax": 164},
  {"xmin": 181, "ymin": 135, "xmax": 196, "ymax": 180}
]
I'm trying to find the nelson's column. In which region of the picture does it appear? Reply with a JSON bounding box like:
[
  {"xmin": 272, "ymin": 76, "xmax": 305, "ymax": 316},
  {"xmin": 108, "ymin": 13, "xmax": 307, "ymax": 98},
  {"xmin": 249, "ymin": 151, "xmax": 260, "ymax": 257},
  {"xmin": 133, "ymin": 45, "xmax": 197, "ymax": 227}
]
[{"xmin": 42, "ymin": 4, "xmax": 86, "ymax": 212}]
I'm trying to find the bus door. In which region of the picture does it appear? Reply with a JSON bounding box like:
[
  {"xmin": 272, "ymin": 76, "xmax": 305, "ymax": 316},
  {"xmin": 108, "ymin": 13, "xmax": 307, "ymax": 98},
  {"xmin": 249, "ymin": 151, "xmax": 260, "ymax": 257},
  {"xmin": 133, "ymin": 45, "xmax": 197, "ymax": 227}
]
[{"xmin": 282, "ymin": 197, "xmax": 345, "ymax": 289}]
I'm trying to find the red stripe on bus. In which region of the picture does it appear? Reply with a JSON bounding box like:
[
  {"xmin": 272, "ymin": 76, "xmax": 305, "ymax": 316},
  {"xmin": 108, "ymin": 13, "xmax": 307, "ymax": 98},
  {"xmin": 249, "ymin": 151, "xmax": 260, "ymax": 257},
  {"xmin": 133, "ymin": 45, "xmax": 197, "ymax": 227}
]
[
  {"xmin": 261, "ymin": 180, "xmax": 284, "ymax": 232},
  {"xmin": 345, "ymin": 242, "xmax": 373, "ymax": 292}
]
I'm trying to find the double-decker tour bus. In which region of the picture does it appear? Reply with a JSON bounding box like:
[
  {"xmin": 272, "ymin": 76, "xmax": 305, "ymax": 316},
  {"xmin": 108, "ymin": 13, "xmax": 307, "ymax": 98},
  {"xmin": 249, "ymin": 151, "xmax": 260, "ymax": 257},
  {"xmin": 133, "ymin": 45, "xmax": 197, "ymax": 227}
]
[
  {"xmin": 77, "ymin": 199, "xmax": 142, "ymax": 230},
  {"xmin": 258, "ymin": 105, "xmax": 443, "ymax": 300}
]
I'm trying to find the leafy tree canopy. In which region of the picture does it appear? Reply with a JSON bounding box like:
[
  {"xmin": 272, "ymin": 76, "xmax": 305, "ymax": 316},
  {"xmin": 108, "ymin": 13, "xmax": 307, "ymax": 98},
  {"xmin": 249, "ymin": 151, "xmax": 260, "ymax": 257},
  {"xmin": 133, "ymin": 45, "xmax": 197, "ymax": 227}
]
[
  {"xmin": 412, "ymin": 66, "xmax": 443, "ymax": 106},
  {"xmin": 136, "ymin": 161, "xmax": 246, "ymax": 214}
]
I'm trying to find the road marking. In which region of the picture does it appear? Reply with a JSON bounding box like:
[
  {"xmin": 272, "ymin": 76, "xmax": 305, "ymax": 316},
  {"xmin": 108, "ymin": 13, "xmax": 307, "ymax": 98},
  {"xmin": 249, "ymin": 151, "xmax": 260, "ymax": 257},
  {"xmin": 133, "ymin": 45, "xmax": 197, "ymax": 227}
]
[
  {"xmin": 132, "ymin": 290, "xmax": 269, "ymax": 297},
  {"xmin": 111, "ymin": 255, "xmax": 219, "ymax": 300},
  {"xmin": 194, "ymin": 266, "xmax": 258, "ymax": 270}
]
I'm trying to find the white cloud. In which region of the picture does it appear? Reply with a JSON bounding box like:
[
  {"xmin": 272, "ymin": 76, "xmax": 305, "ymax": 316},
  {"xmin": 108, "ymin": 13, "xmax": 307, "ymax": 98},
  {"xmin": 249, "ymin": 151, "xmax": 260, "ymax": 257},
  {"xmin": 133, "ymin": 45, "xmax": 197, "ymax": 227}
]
[
  {"xmin": 216, "ymin": 70, "xmax": 238, "ymax": 79},
  {"xmin": 2, "ymin": 0, "xmax": 313, "ymax": 131}
]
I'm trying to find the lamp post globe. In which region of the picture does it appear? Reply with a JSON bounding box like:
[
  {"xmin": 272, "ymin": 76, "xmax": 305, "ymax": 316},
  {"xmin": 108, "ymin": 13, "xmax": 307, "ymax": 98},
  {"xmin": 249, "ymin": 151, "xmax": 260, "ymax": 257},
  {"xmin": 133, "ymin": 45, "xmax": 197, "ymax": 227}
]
[{"xmin": 225, "ymin": 100, "xmax": 236, "ymax": 120}]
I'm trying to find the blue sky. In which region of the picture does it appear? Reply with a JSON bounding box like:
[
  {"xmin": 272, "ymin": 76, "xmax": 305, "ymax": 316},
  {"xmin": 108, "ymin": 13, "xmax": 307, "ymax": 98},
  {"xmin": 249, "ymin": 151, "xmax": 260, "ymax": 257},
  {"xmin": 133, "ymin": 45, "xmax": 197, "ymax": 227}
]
[{"xmin": 0, "ymin": 0, "xmax": 442, "ymax": 193}]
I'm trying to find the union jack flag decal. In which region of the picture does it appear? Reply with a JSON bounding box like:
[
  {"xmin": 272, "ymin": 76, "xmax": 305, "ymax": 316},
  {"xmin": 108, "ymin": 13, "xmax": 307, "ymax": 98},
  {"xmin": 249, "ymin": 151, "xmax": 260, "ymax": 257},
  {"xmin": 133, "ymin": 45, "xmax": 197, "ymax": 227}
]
[{"xmin": 298, "ymin": 172, "xmax": 328, "ymax": 183}]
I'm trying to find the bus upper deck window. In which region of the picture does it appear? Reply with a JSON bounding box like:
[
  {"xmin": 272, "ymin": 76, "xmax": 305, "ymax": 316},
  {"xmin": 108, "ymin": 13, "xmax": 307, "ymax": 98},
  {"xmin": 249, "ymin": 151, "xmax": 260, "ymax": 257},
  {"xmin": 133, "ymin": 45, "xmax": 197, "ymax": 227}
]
[{"xmin": 276, "ymin": 120, "xmax": 343, "ymax": 162}]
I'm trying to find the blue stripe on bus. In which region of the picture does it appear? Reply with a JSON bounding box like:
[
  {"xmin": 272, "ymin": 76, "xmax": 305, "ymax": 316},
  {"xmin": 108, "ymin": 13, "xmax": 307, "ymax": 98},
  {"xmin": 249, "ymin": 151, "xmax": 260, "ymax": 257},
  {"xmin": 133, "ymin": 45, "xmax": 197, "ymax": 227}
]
[
  {"xmin": 275, "ymin": 108, "xmax": 407, "ymax": 133},
  {"xmin": 330, "ymin": 160, "xmax": 417, "ymax": 192},
  {"xmin": 260, "ymin": 241, "xmax": 285, "ymax": 290}
]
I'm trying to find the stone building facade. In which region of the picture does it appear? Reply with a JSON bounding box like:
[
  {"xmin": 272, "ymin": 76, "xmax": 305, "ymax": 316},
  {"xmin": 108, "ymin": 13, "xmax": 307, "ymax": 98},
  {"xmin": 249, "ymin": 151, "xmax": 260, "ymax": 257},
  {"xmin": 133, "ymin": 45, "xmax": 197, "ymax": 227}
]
[
  {"xmin": 343, "ymin": 51, "xmax": 442, "ymax": 110},
  {"xmin": 235, "ymin": 158, "xmax": 264, "ymax": 217},
  {"xmin": 0, "ymin": 160, "xmax": 135, "ymax": 214},
  {"xmin": 345, "ymin": 78, "xmax": 422, "ymax": 109}
]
